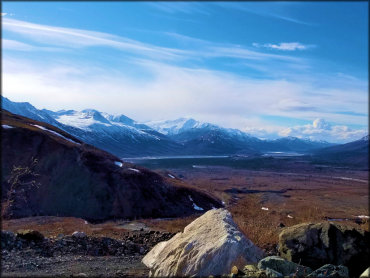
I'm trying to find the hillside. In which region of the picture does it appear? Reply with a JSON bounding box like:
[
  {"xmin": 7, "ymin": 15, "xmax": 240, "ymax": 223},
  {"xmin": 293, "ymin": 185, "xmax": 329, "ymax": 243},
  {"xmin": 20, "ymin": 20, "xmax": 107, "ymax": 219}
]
[
  {"xmin": 312, "ymin": 135, "xmax": 369, "ymax": 168},
  {"xmin": 1, "ymin": 109, "xmax": 221, "ymax": 221}
]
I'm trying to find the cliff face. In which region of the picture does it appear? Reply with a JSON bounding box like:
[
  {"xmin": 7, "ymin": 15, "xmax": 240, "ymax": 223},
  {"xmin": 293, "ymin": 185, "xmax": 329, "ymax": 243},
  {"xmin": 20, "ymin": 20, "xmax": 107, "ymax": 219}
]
[{"xmin": 1, "ymin": 109, "xmax": 220, "ymax": 221}]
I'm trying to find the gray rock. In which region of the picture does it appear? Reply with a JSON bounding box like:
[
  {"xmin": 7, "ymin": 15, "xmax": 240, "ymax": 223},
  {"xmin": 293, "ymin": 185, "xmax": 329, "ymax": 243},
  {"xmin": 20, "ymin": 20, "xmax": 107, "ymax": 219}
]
[
  {"xmin": 74, "ymin": 273, "xmax": 88, "ymax": 277},
  {"xmin": 72, "ymin": 231, "xmax": 87, "ymax": 238},
  {"xmin": 142, "ymin": 209, "xmax": 264, "ymax": 277},
  {"xmin": 307, "ymin": 264, "xmax": 349, "ymax": 278},
  {"xmin": 264, "ymin": 267, "xmax": 283, "ymax": 277},
  {"xmin": 278, "ymin": 222, "xmax": 369, "ymax": 277},
  {"xmin": 258, "ymin": 256, "xmax": 312, "ymax": 277}
]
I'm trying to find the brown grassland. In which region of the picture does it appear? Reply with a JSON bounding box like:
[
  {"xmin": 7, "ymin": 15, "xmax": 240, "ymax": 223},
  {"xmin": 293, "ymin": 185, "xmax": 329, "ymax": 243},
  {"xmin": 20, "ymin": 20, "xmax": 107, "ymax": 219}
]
[{"xmin": 2, "ymin": 165, "xmax": 368, "ymax": 250}]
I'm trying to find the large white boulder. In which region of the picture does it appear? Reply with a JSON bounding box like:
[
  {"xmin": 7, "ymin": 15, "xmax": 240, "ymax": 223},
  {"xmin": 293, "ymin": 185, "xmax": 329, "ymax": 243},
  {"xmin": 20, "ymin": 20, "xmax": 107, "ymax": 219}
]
[{"xmin": 142, "ymin": 208, "xmax": 264, "ymax": 277}]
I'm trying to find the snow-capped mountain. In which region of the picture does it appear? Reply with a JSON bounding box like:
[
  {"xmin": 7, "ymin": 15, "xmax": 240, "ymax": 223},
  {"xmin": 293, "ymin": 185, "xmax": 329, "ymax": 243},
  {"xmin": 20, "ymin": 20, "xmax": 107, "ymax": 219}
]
[
  {"xmin": 1, "ymin": 96, "xmax": 338, "ymax": 157},
  {"xmin": 1, "ymin": 97, "xmax": 182, "ymax": 157}
]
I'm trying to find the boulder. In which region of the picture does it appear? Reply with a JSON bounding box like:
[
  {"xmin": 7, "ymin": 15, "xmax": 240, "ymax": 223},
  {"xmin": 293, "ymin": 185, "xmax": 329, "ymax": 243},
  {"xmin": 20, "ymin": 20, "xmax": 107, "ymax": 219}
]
[
  {"xmin": 16, "ymin": 229, "xmax": 44, "ymax": 241},
  {"xmin": 72, "ymin": 231, "xmax": 87, "ymax": 239},
  {"xmin": 257, "ymin": 256, "xmax": 312, "ymax": 277},
  {"xmin": 307, "ymin": 264, "xmax": 349, "ymax": 278},
  {"xmin": 142, "ymin": 209, "xmax": 264, "ymax": 277},
  {"xmin": 278, "ymin": 222, "xmax": 369, "ymax": 277}
]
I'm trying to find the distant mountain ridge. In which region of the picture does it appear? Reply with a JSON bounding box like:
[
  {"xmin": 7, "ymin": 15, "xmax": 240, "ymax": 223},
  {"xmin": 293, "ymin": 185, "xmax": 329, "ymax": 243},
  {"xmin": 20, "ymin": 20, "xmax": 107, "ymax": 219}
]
[
  {"xmin": 2, "ymin": 96, "xmax": 339, "ymax": 157},
  {"xmin": 312, "ymin": 135, "xmax": 369, "ymax": 168}
]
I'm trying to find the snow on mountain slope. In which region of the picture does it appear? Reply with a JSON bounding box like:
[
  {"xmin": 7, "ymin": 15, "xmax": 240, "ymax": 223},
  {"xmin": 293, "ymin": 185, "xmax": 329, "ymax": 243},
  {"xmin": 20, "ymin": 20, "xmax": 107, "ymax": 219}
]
[{"xmin": 145, "ymin": 118, "xmax": 215, "ymax": 135}]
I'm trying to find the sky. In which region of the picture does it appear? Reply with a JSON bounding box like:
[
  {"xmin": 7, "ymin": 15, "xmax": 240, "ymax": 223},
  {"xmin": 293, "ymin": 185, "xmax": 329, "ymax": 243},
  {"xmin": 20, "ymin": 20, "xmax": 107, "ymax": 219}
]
[{"xmin": 1, "ymin": 1, "xmax": 368, "ymax": 143}]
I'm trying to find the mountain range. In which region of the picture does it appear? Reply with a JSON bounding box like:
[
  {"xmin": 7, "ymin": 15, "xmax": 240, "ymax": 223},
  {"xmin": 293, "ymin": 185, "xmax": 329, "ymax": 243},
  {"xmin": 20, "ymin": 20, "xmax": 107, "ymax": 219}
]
[{"xmin": 2, "ymin": 97, "xmax": 339, "ymax": 157}]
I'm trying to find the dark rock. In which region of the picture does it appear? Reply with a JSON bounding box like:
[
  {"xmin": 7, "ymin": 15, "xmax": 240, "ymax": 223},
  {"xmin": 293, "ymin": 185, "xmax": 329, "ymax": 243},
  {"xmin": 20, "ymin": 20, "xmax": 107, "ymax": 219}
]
[
  {"xmin": 307, "ymin": 264, "xmax": 349, "ymax": 278},
  {"xmin": 16, "ymin": 230, "xmax": 44, "ymax": 241},
  {"xmin": 278, "ymin": 223, "xmax": 285, "ymax": 228},
  {"xmin": 278, "ymin": 222, "xmax": 370, "ymax": 277}
]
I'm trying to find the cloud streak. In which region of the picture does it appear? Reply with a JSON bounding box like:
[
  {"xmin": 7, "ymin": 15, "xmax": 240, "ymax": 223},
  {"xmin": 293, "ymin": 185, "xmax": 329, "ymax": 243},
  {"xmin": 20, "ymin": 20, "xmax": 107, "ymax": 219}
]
[
  {"xmin": 253, "ymin": 42, "xmax": 315, "ymax": 51},
  {"xmin": 3, "ymin": 18, "xmax": 304, "ymax": 66}
]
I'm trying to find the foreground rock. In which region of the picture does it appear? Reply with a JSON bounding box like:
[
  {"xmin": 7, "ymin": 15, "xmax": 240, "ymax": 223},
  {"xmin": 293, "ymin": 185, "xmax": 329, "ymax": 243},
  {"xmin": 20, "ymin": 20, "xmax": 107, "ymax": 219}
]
[
  {"xmin": 258, "ymin": 256, "xmax": 312, "ymax": 277},
  {"xmin": 278, "ymin": 222, "xmax": 370, "ymax": 277},
  {"xmin": 142, "ymin": 209, "xmax": 264, "ymax": 277}
]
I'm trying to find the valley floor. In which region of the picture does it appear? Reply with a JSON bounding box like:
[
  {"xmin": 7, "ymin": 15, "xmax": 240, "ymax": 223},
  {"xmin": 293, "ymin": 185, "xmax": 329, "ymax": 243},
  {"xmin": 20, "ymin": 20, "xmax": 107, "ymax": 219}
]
[{"xmin": 2, "ymin": 164, "xmax": 368, "ymax": 276}]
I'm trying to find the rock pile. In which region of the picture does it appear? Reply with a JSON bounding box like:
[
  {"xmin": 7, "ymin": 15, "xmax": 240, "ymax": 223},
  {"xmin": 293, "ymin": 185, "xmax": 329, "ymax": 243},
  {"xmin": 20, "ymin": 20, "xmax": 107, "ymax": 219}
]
[
  {"xmin": 142, "ymin": 208, "xmax": 264, "ymax": 277},
  {"xmin": 1, "ymin": 229, "xmax": 175, "ymax": 257},
  {"xmin": 231, "ymin": 256, "xmax": 349, "ymax": 278}
]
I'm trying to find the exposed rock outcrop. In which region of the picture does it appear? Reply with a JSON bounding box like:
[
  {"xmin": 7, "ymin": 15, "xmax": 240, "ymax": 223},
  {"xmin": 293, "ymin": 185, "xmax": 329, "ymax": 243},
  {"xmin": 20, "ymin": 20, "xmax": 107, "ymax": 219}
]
[
  {"xmin": 278, "ymin": 222, "xmax": 370, "ymax": 277},
  {"xmin": 142, "ymin": 209, "xmax": 264, "ymax": 277}
]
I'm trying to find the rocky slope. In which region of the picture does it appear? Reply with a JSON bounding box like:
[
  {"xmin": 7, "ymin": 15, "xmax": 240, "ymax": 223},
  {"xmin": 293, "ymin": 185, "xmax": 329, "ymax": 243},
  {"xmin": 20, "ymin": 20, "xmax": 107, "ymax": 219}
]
[{"xmin": 1, "ymin": 109, "xmax": 221, "ymax": 221}]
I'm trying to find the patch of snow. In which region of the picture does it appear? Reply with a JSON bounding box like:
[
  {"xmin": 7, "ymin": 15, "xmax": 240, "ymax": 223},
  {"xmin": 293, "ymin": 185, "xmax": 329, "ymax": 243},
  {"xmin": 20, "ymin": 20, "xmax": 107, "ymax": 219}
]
[
  {"xmin": 193, "ymin": 203, "xmax": 204, "ymax": 211},
  {"xmin": 128, "ymin": 168, "xmax": 140, "ymax": 173},
  {"xmin": 188, "ymin": 195, "xmax": 204, "ymax": 211},
  {"xmin": 168, "ymin": 174, "xmax": 175, "ymax": 179},
  {"xmin": 335, "ymin": 177, "xmax": 368, "ymax": 183},
  {"xmin": 84, "ymin": 221, "xmax": 89, "ymax": 224},
  {"xmin": 114, "ymin": 161, "xmax": 123, "ymax": 167},
  {"xmin": 261, "ymin": 207, "xmax": 269, "ymax": 211},
  {"xmin": 2, "ymin": 125, "xmax": 14, "ymax": 129},
  {"xmin": 222, "ymin": 201, "xmax": 225, "ymax": 205},
  {"xmin": 357, "ymin": 215, "xmax": 370, "ymax": 219},
  {"xmin": 192, "ymin": 165, "xmax": 207, "ymax": 169},
  {"xmin": 287, "ymin": 214, "xmax": 293, "ymax": 219},
  {"xmin": 31, "ymin": 124, "xmax": 80, "ymax": 145}
]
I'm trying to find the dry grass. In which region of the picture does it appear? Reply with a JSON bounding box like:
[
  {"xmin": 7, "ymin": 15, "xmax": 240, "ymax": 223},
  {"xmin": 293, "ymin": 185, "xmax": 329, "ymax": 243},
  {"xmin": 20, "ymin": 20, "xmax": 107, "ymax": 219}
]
[
  {"xmin": 141, "ymin": 215, "xmax": 198, "ymax": 233},
  {"xmin": 1, "ymin": 216, "xmax": 133, "ymax": 240}
]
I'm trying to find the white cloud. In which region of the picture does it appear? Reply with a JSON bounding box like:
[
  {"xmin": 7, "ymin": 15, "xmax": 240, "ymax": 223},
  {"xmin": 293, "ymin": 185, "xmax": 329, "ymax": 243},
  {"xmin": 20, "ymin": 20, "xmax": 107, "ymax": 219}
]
[
  {"xmin": 1, "ymin": 13, "xmax": 7, "ymax": 17},
  {"xmin": 253, "ymin": 42, "xmax": 315, "ymax": 51},
  {"xmin": 2, "ymin": 19, "xmax": 367, "ymax": 144},
  {"xmin": 278, "ymin": 118, "xmax": 367, "ymax": 143}
]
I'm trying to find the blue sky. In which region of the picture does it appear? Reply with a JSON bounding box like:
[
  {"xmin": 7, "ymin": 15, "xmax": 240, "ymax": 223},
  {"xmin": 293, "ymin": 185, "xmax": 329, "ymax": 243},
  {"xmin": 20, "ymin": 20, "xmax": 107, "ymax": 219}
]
[{"xmin": 2, "ymin": 1, "xmax": 368, "ymax": 143}]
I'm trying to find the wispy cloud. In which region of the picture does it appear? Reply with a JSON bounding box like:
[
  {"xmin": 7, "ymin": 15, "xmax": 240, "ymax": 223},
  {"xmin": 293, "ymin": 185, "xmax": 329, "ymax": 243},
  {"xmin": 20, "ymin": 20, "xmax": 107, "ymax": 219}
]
[
  {"xmin": 214, "ymin": 2, "xmax": 315, "ymax": 26},
  {"xmin": 2, "ymin": 38, "xmax": 62, "ymax": 52},
  {"xmin": 147, "ymin": 2, "xmax": 210, "ymax": 15},
  {"xmin": 253, "ymin": 42, "xmax": 316, "ymax": 51},
  {"xmin": 2, "ymin": 18, "xmax": 188, "ymax": 60},
  {"xmin": 3, "ymin": 18, "xmax": 304, "ymax": 67}
]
